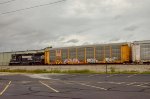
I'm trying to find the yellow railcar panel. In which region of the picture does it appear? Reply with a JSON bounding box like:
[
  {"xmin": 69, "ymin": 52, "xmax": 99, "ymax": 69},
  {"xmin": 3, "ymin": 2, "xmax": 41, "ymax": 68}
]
[
  {"xmin": 110, "ymin": 46, "xmax": 112, "ymax": 58},
  {"xmin": 121, "ymin": 45, "xmax": 130, "ymax": 63},
  {"xmin": 44, "ymin": 50, "xmax": 50, "ymax": 65}
]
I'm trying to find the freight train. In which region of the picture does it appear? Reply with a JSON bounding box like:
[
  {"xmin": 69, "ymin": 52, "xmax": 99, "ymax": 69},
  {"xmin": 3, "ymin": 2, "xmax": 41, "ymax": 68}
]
[{"xmin": 9, "ymin": 40, "xmax": 150, "ymax": 65}]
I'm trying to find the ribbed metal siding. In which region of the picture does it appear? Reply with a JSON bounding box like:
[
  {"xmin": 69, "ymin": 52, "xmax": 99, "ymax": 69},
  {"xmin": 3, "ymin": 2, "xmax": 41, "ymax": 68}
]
[
  {"xmin": 62, "ymin": 49, "xmax": 68, "ymax": 61},
  {"xmin": 95, "ymin": 46, "xmax": 104, "ymax": 61},
  {"xmin": 0, "ymin": 52, "xmax": 12, "ymax": 66},
  {"xmin": 105, "ymin": 46, "xmax": 111, "ymax": 58},
  {"xmin": 111, "ymin": 45, "xmax": 121, "ymax": 61},
  {"xmin": 0, "ymin": 53, "xmax": 3, "ymax": 65},
  {"xmin": 77, "ymin": 47, "xmax": 85, "ymax": 62},
  {"xmin": 69, "ymin": 48, "xmax": 76, "ymax": 59},
  {"xmin": 50, "ymin": 50, "xmax": 56, "ymax": 62},
  {"xmin": 140, "ymin": 44, "xmax": 150, "ymax": 61},
  {"xmin": 132, "ymin": 44, "xmax": 141, "ymax": 62},
  {"xmin": 86, "ymin": 47, "xmax": 94, "ymax": 59}
]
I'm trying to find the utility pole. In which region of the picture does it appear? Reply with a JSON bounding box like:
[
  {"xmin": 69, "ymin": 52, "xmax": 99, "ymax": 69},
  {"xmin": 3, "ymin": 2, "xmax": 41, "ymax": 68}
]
[{"xmin": 106, "ymin": 61, "xmax": 108, "ymax": 74}]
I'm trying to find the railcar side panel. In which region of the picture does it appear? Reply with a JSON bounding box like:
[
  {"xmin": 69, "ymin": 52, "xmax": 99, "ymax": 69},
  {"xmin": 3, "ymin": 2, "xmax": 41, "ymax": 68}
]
[
  {"xmin": 121, "ymin": 45, "xmax": 130, "ymax": 63},
  {"xmin": 55, "ymin": 49, "xmax": 62, "ymax": 64},
  {"xmin": 140, "ymin": 43, "xmax": 150, "ymax": 62},
  {"xmin": 86, "ymin": 47, "xmax": 95, "ymax": 63},
  {"xmin": 132, "ymin": 44, "xmax": 140, "ymax": 63},
  {"xmin": 50, "ymin": 50, "xmax": 56, "ymax": 64},
  {"xmin": 95, "ymin": 46, "xmax": 105, "ymax": 63},
  {"xmin": 77, "ymin": 47, "xmax": 85, "ymax": 64},
  {"xmin": 44, "ymin": 50, "xmax": 50, "ymax": 65},
  {"xmin": 111, "ymin": 45, "xmax": 121, "ymax": 63},
  {"xmin": 70, "ymin": 48, "xmax": 77, "ymax": 64},
  {"xmin": 62, "ymin": 48, "xmax": 68, "ymax": 64}
]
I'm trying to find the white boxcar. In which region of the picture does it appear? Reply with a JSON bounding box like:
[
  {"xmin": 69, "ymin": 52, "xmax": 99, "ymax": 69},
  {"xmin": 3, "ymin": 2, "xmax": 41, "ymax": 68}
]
[{"xmin": 132, "ymin": 40, "xmax": 150, "ymax": 63}]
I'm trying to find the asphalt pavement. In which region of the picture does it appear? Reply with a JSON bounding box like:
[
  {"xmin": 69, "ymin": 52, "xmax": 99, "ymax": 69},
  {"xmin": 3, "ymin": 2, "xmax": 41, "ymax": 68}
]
[{"xmin": 0, "ymin": 73, "xmax": 150, "ymax": 99}]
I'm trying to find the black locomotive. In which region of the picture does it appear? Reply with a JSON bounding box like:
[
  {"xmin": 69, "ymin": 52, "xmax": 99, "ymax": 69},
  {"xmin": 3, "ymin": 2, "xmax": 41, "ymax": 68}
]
[{"xmin": 9, "ymin": 52, "xmax": 44, "ymax": 65}]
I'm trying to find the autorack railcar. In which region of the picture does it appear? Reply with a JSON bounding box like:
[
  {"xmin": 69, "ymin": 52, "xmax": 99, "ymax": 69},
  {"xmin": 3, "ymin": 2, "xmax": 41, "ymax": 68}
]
[{"xmin": 44, "ymin": 42, "xmax": 131, "ymax": 65}]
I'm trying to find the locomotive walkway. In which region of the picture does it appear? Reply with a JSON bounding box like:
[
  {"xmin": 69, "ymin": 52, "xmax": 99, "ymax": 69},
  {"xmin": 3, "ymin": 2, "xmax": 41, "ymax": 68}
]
[{"xmin": 0, "ymin": 73, "xmax": 150, "ymax": 99}]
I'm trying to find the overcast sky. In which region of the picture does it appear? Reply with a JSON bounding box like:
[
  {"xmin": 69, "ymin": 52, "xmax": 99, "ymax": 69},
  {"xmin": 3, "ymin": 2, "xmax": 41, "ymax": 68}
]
[{"xmin": 0, "ymin": 0, "xmax": 150, "ymax": 52}]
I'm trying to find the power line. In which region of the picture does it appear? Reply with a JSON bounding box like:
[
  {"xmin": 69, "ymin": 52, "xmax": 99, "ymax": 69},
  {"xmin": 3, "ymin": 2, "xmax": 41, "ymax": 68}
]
[
  {"xmin": 0, "ymin": 0, "xmax": 17, "ymax": 5},
  {"xmin": 0, "ymin": 0, "xmax": 66, "ymax": 15}
]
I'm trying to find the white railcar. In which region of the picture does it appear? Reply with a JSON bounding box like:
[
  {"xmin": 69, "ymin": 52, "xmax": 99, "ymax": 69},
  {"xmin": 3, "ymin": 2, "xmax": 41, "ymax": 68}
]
[{"xmin": 132, "ymin": 40, "xmax": 150, "ymax": 63}]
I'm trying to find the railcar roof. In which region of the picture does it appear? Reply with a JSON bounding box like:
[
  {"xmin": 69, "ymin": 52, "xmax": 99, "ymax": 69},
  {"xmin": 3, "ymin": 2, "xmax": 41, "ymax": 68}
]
[
  {"xmin": 49, "ymin": 42, "xmax": 130, "ymax": 50},
  {"xmin": 133, "ymin": 40, "xmax": 150, "ymax": 44},
  {"xmin": 0, "ymin": 50, "xmax": 44, "ymax": 54}
]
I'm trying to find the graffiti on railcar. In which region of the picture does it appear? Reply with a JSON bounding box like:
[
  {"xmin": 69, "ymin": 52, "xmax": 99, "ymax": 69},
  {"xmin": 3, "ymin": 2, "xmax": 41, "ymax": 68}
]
[
  {"xmin": 56, "ymin": 50, "xmax": 62, "ymax": 64},
  {"xmin": 105, "ymin": 57, "xmax": 118, "ymax": 62},
  {"xmin": 56, "ymin": 60, "xmax": 62, "ymax": 64},
  {"xmin": 56, "ymin": 50, "xmax": 61, "ymax": 57},
  {"xmin": 87, "ymin": 58, "xmax": 98, "ymax": 63},
  {"xmin": 64, "ymin": 58, "xmax": 80, "ymax": 64}
]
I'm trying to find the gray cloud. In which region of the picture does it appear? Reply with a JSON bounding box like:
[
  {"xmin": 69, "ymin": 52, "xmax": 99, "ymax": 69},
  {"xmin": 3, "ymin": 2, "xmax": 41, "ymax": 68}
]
[
  {"xmin": 124, "ymin": 25, "xmax": 139, "ymax": 31},
  {"xmin": 0, "ymin": 0, "xmax": 150, "ymax": 52},
  {"xmin": 0, "ymin": 17, "xmax": 21, "ymax": 29},
  {"xmin": 66, "ymin": 39, "xmax": 79, "ymax": 43},
  {"xmin": 109, "ymin": 38, "xmax": 120, "ymax": 42}
]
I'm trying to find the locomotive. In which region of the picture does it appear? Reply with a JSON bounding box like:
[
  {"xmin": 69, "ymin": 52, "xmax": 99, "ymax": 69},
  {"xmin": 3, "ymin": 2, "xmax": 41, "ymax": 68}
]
[{"xmin": 9, "ymin": 52, "xmax": 44, "ymax": 65}]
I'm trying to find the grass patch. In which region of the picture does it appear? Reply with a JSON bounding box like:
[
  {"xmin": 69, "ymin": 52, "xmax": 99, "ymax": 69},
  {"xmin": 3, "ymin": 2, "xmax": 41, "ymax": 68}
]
[
  {"xmin": 62, "ymin": 69, "xmax": 95, "ymax": 74},
  {"xmin": 118, "ymin": 70, "xmax": 140, "ymax": 74},
  {"xmin": 110, "ymin": 67, "xmax": 116, "ymax": 73},
  {"xmin": 140, "ymin": 71, "xmax": 150, "ymax": 74},
  {"xmin": 0, "ymin": 69, "xmax": 150, "ymax": 74},
  {"xmin": 0, "ymin": 69, "xmax": 95, "ymax": 74}
]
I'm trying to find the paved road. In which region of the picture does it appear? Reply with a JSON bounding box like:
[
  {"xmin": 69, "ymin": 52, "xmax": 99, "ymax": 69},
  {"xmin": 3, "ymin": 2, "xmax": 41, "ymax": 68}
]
[{"xmin": 0, "ymin": 73, "xmax": 150, "ymax": 99}]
